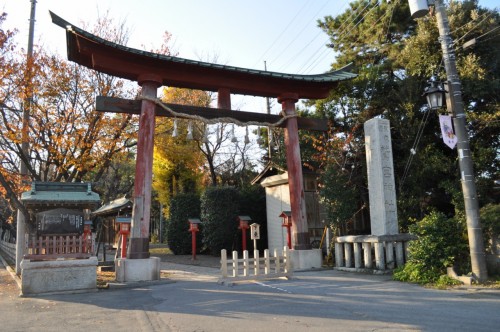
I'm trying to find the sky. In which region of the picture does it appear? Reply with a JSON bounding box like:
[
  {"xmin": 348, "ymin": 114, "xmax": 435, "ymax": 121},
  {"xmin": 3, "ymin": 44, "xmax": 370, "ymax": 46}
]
[{"xmin": 1, "ymin": 0, "xmax": 498, "ymax": 113}]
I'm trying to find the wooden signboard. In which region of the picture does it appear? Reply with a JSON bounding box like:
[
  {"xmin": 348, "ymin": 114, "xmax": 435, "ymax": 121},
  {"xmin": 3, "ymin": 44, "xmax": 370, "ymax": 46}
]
[{"xmin": 36, "ymin": 208, "xmax": 84, "ymax": 235}]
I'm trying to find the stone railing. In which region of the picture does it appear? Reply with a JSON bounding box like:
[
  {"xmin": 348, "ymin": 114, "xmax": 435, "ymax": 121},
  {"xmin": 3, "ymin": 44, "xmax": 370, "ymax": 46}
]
[
  {"xmin": 334, "ymin": 234, "xmax": 416, "ymax": 273},
  {"xmin": 0, "ymin": 238, "xmax": 16, "ymax": 263},
  {"xmin": 220, "ymin": 247, "xmax": 292, "ymax": 284}
]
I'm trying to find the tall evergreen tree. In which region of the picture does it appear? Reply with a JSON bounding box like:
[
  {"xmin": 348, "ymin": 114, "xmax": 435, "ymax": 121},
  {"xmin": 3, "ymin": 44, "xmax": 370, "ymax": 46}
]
[{"xmin": 314, "ymin": 0, "xmax": 499, "ymax": 232}]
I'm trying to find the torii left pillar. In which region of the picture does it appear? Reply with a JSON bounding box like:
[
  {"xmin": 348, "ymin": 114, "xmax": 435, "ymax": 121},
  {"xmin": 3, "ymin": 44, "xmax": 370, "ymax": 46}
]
[
  {"xmin": 128, "ymin": 75, "xmax": 160, "ymax": 259},
  {"xmin": 116, "ymin": 74, "xmax": 161, "ymax": 282}
]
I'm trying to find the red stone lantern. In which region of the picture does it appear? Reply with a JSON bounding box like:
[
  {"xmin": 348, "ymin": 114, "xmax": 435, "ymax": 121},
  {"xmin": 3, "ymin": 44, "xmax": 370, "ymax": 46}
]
[
  {"xmin": 188, "ymin": 218, "xmax": 201, "ymax": 260},
  {"xmin": 116, "ymin": 217, "xmax": 131, "ymax": 258},
  {"xmin": 237, "ymin": 216, "xmax": 251, "ymax": 252},
  {"xmin": 83, "ymin": 220, "xmax": 92, "ymax": 253},
  {"xmin": 279, "ymin": 211, "xmax": 292, "ymax": 249}
]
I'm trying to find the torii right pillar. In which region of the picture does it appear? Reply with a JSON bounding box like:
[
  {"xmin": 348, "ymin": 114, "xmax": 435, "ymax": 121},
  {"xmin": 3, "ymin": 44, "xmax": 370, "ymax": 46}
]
[{"xmin": 279, "ymin": 93, "xmax": 322, "ymax": 270}]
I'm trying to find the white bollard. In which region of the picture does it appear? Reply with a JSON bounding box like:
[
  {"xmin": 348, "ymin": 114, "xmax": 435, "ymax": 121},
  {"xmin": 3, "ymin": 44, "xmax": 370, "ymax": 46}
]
[
  {"xmin": 232, "ymin": 250, "xmax": 239, "ymax": 277},
  {"xmin": 264, "ymin": 249, "xmax": 270, "ymax": 275},
  {"xmin": 243, "ymin": 250, "xmax": 249, "ymax": 276},
  {"xmin": 254, "ymin": 250, "xmax": 260, "ymax": 276},
  {"xmin": 221, "ymin": 249, "xmax": 228, "ymax": 278}
]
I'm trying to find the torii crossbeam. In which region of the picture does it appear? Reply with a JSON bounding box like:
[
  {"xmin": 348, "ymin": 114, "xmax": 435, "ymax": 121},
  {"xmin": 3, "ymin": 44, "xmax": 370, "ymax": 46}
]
[{"xmin": 51, "ymin": 11, "xmax": 356, "ymax": 258}]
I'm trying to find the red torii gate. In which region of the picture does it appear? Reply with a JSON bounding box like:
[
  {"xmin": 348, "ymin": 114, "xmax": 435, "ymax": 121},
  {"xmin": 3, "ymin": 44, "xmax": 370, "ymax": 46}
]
[{"xmin": 51, "ymin": 12, "xmax": 356, "ymax": 259}]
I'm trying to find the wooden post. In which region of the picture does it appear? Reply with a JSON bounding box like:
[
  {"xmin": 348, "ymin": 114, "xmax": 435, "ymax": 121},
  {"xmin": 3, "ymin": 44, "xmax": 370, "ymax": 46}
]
[
  {"xmin": 278, "ymin": 93, "xmax": 310, "ymax": 250},
  {"xmin": 128, "ymin": 75, "xmax": 161, "ymax": 259},
  {"xmin": 217, "ymin": 88, "xmax": 231, "ymax": 109}
]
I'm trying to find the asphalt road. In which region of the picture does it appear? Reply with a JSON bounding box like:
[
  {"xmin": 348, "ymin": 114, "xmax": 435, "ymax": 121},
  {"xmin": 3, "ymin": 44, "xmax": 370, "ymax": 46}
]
[{"xmin": 1, "ymin": 258, "xmax": 499, "ymax": 332}]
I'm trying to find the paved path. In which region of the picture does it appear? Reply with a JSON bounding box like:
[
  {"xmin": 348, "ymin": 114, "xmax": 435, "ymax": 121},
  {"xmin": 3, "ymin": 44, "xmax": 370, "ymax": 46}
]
[{"xmin": 1, "ymin": 255, "xmax": 499, "ymax": 331}]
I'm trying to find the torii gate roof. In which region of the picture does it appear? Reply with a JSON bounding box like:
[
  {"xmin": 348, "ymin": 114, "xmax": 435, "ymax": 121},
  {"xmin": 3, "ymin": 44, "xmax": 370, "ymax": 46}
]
[{"xmin": 50, "ymin": 12, "xmax": 356, "ymax": 99}]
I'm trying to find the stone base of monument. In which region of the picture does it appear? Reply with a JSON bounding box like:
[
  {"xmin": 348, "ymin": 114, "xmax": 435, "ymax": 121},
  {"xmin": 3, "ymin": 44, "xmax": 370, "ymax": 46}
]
[
  {"xmin": 290, "ymin": 249, "xmax": 323, "ymax": 271},
  {"xmin": 20, "ymin": 256, "xmax": 98, "ymax": 296},
  {"xmin": 447, "ymin": 267, "xmax": 473, "ymax": 286},
  {"xmin": 115, "ymin": 257, "xmax": 160, "ymax": 282}
]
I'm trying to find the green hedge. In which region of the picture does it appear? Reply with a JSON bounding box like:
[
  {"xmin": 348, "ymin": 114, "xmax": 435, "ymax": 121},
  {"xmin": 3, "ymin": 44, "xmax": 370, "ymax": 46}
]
[
  {"xmin": 166, "ymin": 193, "xmax": 201, "ymax": 255},
  {"xmin": 237, "ymin": 185, "xmax": 268, "ymax": 251},
  {"xmin": 201, "ymin": 186, "xmax": 239, "ymax": 255}
]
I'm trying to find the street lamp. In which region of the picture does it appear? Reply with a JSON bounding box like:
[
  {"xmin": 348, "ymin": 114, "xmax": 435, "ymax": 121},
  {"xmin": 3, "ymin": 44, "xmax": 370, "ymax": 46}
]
[{"xmin": 423, "ymin": 77, "xmax": 445, "ymax": 110}]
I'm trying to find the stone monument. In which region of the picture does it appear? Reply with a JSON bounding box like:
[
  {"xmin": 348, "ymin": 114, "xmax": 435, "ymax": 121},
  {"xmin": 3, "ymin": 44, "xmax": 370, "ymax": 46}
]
[{"xmin": 364, "ymin": 118, "xmax": 398, "ymax": 235}]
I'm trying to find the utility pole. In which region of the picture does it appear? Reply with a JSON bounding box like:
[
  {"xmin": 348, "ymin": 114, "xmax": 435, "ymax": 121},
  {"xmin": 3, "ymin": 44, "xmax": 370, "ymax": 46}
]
[
  {"xmin": 16, "ymin": 0, "xmax": 37, "ymax": 274},
  {"xmin": 433, "ymin": 0, "xmax": 488, "ymax": 281}
]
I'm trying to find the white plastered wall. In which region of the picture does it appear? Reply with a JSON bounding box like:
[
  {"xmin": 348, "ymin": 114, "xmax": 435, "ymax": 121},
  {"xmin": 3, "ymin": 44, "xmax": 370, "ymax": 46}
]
[{"xmin": 261, "ymin": 173, "xmax": 290, "ymax": 252}]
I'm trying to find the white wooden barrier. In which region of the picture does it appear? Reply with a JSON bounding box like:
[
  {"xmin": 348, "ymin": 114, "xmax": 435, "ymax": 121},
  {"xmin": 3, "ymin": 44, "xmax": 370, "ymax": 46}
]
[
  {"xmin": 220, "ymin": 246, "xmax": 292, "ymax": 283},
  {"xmin": 334, "ymin": 234, "xmax": 416, "ymax": 273}
]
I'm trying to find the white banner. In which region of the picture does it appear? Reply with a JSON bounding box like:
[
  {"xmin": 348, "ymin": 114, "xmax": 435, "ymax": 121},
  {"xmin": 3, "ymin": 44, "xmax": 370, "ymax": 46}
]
[{"xmin": 439, "ymin": 115, "xmax": 457, "ymax": 149}]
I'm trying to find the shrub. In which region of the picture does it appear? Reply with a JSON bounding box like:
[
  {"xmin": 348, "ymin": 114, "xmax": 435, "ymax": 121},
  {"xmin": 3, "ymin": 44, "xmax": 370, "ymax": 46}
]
[
  {"xmin": 480, "ymin": 203, "xmax": 500, "ymax": 253},
  {"xmin": 393, "ymin": 211, "xmax": 469, "ymax": 284},
  {"xmin": 201, "ymin": 186, "xmax": 239, "ymax": 255},
  {"xmin": 166, "ymin": 193, "xmax": 201, "ymax": 255}
]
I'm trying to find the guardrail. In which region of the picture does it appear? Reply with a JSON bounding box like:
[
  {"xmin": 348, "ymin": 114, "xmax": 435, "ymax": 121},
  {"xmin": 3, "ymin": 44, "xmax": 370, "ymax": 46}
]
[{"xmin": 220, "ymin": 247, "xmax": 292, "ymax": 283}]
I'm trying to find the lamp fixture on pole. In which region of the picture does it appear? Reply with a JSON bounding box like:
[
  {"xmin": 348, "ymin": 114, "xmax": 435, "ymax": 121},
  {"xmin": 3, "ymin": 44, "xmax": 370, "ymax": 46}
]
[{"xmin": 423, "ymin": 77, "xmax": 445, "ymax": 110}]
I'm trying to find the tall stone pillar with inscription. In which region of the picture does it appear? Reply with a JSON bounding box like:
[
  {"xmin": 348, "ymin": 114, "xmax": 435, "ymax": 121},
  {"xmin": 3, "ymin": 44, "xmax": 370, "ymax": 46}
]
[{"xmin": 364, "ymin": 118, "xmax": 398, "ymax": 235}]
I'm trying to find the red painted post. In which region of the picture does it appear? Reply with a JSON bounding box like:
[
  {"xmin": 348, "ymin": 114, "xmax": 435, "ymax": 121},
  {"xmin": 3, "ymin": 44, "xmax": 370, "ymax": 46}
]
[
  {"xmin": 286, "ymin": 225, "xmax": 292, "ymax": 250},
  {"xmin": 191, "ymin": 231, "xmax": 197, "ymax": 260},
  {"xmin": 217, "ymin": 88, "xmax": 231, "ymax": 109},
  {"xmin": 128, "ymin": 74, "xmax": 162, "ymax": 259},
  {"xmin": 121, "ymin": 233, "xmax": 128, "ymax": 258},
  {"xmin": 188, "ymin": 218, "xmax": 201, "ymax": 260},
  {"xmin": 83, "ymin": 221, "xmax": 92, "ymax": 253},
  {"xmin": 241, "ymin": 227, "xmax": 247, "ymax": 252},
  {"xmin": 237, "ymin": 216, "xmax": 251, "ymax": 252},
  {"xmin": 278, "ymin": 93, "xmax": 311, "ymax": 250},
  {"xmin": 280, "ymin": 211, "xmax": 293, "ymax": 249}
]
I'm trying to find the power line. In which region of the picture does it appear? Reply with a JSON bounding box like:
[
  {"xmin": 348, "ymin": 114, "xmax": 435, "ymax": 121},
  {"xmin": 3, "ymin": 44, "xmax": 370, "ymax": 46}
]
[
  {"xmin": 252, "ymin": 0, "xmax": 314, "ymax": 68},
  {"xmin": 299, "ymin": 0, "xmax": 387, "ymax": 74},
  {"xmin": 271, "ymin": 0, "xmax": 332, "ymax": 71},
  {"xmin": 453, "ymin": 10, "xmax": 495, "ymax": 45}
]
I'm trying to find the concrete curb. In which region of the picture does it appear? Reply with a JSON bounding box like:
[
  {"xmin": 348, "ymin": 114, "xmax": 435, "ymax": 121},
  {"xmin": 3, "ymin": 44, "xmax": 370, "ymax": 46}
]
[{"xmin": 106, "ymin": 278, "xmax": 176, "ymax": 290}]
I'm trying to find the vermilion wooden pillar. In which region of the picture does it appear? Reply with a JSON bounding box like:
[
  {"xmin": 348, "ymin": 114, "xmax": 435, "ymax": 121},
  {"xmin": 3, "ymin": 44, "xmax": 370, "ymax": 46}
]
[
  {"xmin": 279, "ymin": 93, "xmax": 311, "ymax": 250},
  {"xmin": 128, "ymin": 74, "xmax": 161, "ymax": 259},
  {"xmin": 218, "ymin": 88, "xmax": 231, "ymax": 109}
]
